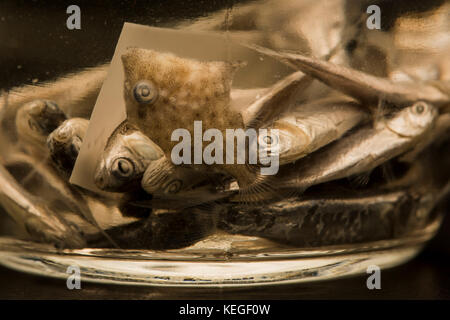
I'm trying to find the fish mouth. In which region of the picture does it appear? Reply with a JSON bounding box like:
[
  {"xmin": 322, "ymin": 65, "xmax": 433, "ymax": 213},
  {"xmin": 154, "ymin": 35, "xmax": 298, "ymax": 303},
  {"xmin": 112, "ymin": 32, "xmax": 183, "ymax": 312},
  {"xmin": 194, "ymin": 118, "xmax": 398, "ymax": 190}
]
[{"xmin": 94, "ymin": 161, "xmax": 109, "ymax": 190}]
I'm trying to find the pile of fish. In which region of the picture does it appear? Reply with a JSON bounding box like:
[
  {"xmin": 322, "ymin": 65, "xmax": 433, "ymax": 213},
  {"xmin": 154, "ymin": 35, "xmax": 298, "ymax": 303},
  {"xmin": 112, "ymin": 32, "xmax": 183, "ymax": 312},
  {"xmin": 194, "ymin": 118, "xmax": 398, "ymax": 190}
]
[{"xmin": 0, "ymin": 0, "xmax": 449, "ymax": 250}]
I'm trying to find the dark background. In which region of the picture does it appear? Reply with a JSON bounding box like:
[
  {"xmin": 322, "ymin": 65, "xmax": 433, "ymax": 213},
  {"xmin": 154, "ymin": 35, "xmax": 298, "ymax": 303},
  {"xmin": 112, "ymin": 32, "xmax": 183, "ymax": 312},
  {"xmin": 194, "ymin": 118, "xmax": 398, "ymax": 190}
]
[
  {"xmin": 0, "ymin": 0, "xmax": 445, "ymax": 90},
  {"xmin": 0, "ymin": 0, "xmax": 449, "ymax": 299}
]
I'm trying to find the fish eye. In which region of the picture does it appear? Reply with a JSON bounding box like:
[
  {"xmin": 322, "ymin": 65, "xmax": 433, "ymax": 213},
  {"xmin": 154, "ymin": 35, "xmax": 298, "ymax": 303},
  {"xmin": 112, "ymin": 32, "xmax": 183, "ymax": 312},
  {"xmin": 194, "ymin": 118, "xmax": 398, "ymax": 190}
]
[
  {"xmin": 133, "ymin": 81, "xmax": 158, "ymax": 104},
  {"xmin": 112, "ymin": 158, "xmax": 135, "ymax": 179},
  {"xmin": 259, "ymin": 133, "xmax": 279, "ymax": 148},
  {"xmin": 263, "ymin": 136, "xmax": 272, "ymax": 145},
  {"xmin": 412, "ymin": 102, "xmax": 427, "ymax": 115}
]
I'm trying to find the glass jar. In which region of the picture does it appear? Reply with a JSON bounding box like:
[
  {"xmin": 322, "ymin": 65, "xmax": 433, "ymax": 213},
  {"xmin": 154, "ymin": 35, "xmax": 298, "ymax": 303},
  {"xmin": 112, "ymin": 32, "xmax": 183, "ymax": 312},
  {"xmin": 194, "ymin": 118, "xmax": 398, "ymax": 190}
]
[{"xmin": 0, "ymin": 0, "xmax": 449, "ymax": 287}]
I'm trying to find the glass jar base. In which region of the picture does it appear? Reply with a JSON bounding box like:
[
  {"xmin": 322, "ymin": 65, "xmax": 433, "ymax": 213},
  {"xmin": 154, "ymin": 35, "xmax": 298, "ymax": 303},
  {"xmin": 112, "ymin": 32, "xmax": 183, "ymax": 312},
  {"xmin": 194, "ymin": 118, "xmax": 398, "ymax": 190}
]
[{"xmin": 0, "ymin": 230, "xmax": 435, "ymax": 287}]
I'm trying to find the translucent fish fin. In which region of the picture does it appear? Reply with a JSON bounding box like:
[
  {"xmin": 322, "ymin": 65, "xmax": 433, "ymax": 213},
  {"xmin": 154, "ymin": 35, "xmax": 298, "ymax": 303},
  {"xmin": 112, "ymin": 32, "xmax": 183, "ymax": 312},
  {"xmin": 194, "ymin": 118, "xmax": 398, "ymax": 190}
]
[
  {"xmin": 373, "ymin": 96, "xmax": 388, "ymax": 125},
  {"xmin": 230, "ymin": 165, "xmax": 287, "ymax": 205},
  {"xmin": 282, "ymin": 185, "xmax": 307, "ymax": 202},
  {"xmin": 348, "ymin": 171, "xmax": 372, "ymax": 187},
  {"xmin": 381, "ymin": 162, "xmax": 396, "ymax": 183}
]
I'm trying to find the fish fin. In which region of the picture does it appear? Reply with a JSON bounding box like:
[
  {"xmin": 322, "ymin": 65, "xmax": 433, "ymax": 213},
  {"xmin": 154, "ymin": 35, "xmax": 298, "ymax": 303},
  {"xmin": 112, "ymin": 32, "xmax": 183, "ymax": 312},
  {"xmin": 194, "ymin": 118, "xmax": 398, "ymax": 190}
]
[
  {"xmin": 348, "ymin": 171, "xmax": 372, "ymax": 187},
  {"xmin": 373, "ymin": 96, "xmax": 388, "ymax": 125},
  {"xmin": 282, "ymin": 184, "xmax": 307, "ymax": 202},
  {"xmin": 229, "ymin": 165, "xmax": 286, "ymax": 205},
  {"xmin": 381, "ymin": 162, "xmax": 396, "ymax": 183}
]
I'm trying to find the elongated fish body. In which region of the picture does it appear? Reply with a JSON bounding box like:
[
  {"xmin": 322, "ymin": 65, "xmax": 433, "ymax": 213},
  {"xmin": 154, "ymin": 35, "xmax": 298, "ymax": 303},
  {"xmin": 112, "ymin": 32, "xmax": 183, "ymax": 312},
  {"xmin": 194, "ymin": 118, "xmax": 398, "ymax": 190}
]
[
  {"xmin": 252, "ymin": 45, "xmax": 450, "ymax": 109},
  {"xmin": 221, "ymin": 189, "xmax": 429, "ymax": 247},
  {"xmin": 94, "ymin": 121, "xmax": 165, "ymax": 192},
  {"xmin": 260, "ymin": 97, "xmax": 368, "ymax": 165},
  {"xmin": 282, "ymin": 101, "xmax": 438, "ymax": 191},
  {"xmin": 15, "ymin": 99, "xmax": 67, "ymax": 156},
  {"xmin": 47, "ymin": 118, "xmax": 89, "ymax": 178},
  {"xmin": 0, "ymin": 162, "xmax": 85, "ymax": 248}
]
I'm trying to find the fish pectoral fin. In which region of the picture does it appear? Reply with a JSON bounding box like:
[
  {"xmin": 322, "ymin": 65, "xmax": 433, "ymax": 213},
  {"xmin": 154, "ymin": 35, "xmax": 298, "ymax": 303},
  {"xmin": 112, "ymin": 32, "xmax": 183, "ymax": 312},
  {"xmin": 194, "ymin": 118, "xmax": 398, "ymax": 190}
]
[
  {"xmin": 230, "ymin": 165, "xmax": 293, "ymax": 204},
  {"xmin": 348, "ymin": 171, "xmax": 372, "ymax": 187},
  {"xmin": 381, "ymin": 162, "xmax": 396, "ymax": 182}
]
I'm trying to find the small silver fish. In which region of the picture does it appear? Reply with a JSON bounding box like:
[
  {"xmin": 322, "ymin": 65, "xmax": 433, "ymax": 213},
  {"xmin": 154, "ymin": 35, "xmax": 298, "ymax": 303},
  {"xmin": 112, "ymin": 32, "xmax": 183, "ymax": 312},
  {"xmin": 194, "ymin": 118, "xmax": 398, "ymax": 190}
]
[
  {"xmin": 94, "ymin": 121, "xmax": 164, "ymax": 192},
  {"xmin": 47, "ymin": 118, "xmax": 89, "ymax": 178},
  {"xmin": 15, "ymin": 99, "xmax": 67, "ymax": 156},
  {"xmin": 281, "ymin": 101, "xmax": 438, "ymax": 192},
  {"xmin": 260, "ymin": 97, "xmax": 368, "ymax": 165}
]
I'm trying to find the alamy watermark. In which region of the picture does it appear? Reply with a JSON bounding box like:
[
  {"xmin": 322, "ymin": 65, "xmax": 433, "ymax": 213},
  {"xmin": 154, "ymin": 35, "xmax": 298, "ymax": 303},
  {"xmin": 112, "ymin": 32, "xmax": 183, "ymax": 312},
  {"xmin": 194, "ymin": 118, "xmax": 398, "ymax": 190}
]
[
  {"xmin": 366, "ymin": 265, "xmax": 381, "ymax": 290},
  {"xmin": 170, "ymin": 121, "xmax": 280, "ymax": 175},
  {"xmin": 66, "ymin": 5, "xmax": 81, "ymax": 30},
  {"xmin": 366, "ymin": 5, "xmax": 381, "ymax": 30},
  {"xmin": 66, "ymin": 265, "xmax": 81, "ymax": 289}
]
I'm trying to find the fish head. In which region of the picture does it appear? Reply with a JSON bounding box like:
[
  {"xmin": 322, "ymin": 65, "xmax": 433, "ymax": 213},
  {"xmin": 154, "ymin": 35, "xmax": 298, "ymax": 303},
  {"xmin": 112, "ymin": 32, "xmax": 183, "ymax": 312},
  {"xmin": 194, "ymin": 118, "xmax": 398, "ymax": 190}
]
[
  {"xmin": 16, "ymin": 100, "xmax": 67, "ymax": 143},
  {"xmin": 260, "ymin": 120, "xmax": 309, "ymax": 165},
  {"xmin": 121, "ymin": 47, "xmax": 242, "ymax": 151},
  {"xmin": 47, "ymin": 118, "xmax": 89, "ymax": 175},
  {"xmin": 387, "ymin": 101, "xmax": 438, "ymax": 137},
  {"xmin": 94, "ymin": 128, "xmax": 164, "ymax": 192},
  {"xmin": 48, "ymin": 118, "xmax": 88, "ymax": 147}
]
